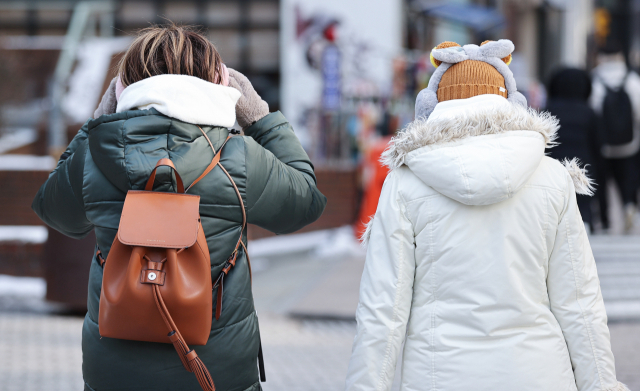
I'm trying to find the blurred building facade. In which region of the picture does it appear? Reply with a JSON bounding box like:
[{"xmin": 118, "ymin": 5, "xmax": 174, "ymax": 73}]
[
  {"xmin": 0, "ymin": 0, "xmax": 280, "ymax": 156},
  {"xmin": 1, "ymin": 0, "xmax": 637, "ymax": 160}
]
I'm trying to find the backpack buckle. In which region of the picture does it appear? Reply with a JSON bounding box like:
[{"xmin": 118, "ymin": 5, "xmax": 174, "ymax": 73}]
[
  {"xmin": 140, "ymin": 269, "xmax": 166, "ymax": 285},
  {"xmin": 97, "ymin": 250, "xmax": 106, "ymax": 267},
  {"xmin": 212, "ymin": 249, "xmax": 239, "ymax": 289}
]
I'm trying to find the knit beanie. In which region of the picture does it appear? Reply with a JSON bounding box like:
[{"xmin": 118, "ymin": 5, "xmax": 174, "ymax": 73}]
[
  {"xmin": 415, "ymin": 39, "xmax": 526, "ymax": 119},
  {"xmin": 432, "ymin": 41, "xmax": 509, "ymax": 102}
]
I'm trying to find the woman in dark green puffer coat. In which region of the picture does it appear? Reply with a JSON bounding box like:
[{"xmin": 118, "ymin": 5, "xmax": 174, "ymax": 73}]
[{"xmin": 32, "ymin": 25, "xmax": 326, "ymax": 391}]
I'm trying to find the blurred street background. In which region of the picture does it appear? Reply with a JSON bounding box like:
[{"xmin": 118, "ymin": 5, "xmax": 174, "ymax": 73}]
[{"xmin": 0, "ymin": 0, "xmax": 640, "ymax": 390}]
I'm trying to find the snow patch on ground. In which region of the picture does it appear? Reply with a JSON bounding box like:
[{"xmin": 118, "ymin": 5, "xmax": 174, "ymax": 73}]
[
  {"xmin": 0, "ymin": 226, "xmax": 48, "ymax": 243},
  {"xmin": 0, "ymin": 155, "xmax": 55, "ymax": 171},
  {"xmin": 0, "ymin": 275, "xmax": 46, "ymax": 297},
  {"xmin": 0, "ymin": 128, "xmax": 38, "ymax": 154}
]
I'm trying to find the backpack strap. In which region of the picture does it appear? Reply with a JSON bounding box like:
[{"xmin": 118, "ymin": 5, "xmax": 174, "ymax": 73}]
[
  {"xmin": 194, "ymin": 127, "xmax": 247, "ymax": 317},
  {"xmin": 145, "ymin": 158, "xmax": 186, "ymax": 193},
  {"xmin": 186, "ymin": 134, "xmax": 232, "ymax": 192},
  {"xmin": 622, "ymin": 71, "xmax": 631, "ymax": 90},
  {"xmin": 195, "ymin": 127, "xmax": 265, "ymax": 382},
  {"xmin": 596, "ymin": 71, "xmax": 630, "ymax": 92}
]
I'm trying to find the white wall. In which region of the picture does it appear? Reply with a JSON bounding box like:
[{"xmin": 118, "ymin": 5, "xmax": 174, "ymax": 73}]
[
  {"xmin": 559, "ymin": 0, "xmax": 593, "ymax": 67},
  {"xmin": 280, "ymin": 0, "xmax": 403, "ymax": 148}
]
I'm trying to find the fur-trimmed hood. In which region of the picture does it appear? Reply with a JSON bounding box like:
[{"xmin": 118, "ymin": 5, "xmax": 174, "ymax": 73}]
[
  {"xmin": 381, "ymin": 95, "xmax": 590, "ymax": 206},
  {"xmin": 383, "ymin": 95, "xmax": 558, "ymax": 169}
]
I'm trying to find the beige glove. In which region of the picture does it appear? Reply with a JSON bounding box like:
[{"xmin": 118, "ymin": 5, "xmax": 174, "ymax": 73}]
[
  {"xmin": 94, "ymin": 77, "xmax": 118, "ymax": 118},
  {"xmin": 227, "ymin": 68, "xmax": 269, "ymax": 128}
]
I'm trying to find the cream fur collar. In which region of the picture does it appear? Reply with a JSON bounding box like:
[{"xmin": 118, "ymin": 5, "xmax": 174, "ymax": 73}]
[
  {"xmin": 382, "ymin": 95, "xmax": 559, "ymax": 170},
  {"xmin": 116, "ymin": 74, "xmax": 241, "ymax": 128},
  {"xmin": 381, "ymin": 95, "xmax": 594, "ymax": 194}
]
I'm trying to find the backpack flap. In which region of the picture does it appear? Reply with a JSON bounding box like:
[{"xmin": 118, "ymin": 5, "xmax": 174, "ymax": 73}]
[{"xmin": 118, "ymin": 190, "xmax": 201, "ymax": 248}]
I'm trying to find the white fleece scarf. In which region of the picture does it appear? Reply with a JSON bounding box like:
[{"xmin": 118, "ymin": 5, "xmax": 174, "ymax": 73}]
[{"xmin": 116, "ymin": 74, "xmax": 241, "ymax": 128}]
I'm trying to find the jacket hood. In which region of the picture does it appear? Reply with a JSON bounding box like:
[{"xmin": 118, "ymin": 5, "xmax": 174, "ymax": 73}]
[
  {"xmin": 383, "ymin": 95, "xmax": 559, "ymax": 206},
  {"xmin": 87, "ymin": 109, "xmax": 232, "ymax": 195},
  {"xmin": 116, "ymin": 74, "xmax": 241, "ymax": 128}
]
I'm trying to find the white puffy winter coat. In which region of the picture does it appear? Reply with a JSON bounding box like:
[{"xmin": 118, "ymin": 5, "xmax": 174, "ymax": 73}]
[{"xmin": 345, "ymin": 95, "xmax": 626, "ymax": 391}]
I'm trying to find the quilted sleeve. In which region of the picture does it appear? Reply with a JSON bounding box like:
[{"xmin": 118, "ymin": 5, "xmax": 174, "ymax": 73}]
[
  {"xmin": 32, "ymin": 123, "xmax": 93, "ymax": 239},
  {"xmin": 547, "ymin": 172, "xmax": 625, "ymax": 391},
  {"xmin": 243, "ymin": 111, "xmax": 327, "ymax": 234},
  {"xmin": 345, "ymin": 170, "xmax": 416, "ymax": 391}
]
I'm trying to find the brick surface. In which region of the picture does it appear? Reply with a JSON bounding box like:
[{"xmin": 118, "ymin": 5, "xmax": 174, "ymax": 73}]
[
  {"xmin": 0, "ymin": 243, "xmax": 44, "ymax": 277},
  {"xmin": 0, "ymin": 171, "xmax": 49, "ymax": 226}
]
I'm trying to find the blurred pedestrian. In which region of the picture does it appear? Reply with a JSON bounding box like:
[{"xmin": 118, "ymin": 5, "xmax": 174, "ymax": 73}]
[
  {"xmin": 354, "ymin": 114, "xmax": 393, "ymax": 239},
  {"xmin": 346, "ymin": 40, "xmax": 627, "ymax": 391},
  {"xmin": 545, "ymin": 68, "xmax": 600, "ymax": 231},
  {"xmin": 32, "ymin": 24, "xmax": 326, "ymax": 391},
  {"xmin": 591, "ymin": 42, "xmax": 640, "ymax": 233}
]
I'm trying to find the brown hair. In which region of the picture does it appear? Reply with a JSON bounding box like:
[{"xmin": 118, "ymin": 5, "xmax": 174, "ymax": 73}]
[{"xmin": 118, "ymin": 24, "xmax": 224, "ymax": 87}]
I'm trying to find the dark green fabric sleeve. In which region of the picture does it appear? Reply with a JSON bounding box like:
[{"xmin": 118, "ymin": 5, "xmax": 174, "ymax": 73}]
[
  {"xmin": 243, "ymin": 111, "xmax": 327, "ymax": 234},
  {"xmin": 32, "ymin": 123, "xmax": 93, "ymax": 239}
]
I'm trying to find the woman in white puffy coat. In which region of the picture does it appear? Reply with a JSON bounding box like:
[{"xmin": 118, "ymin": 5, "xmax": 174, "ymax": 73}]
[{"xmin": 345, "ymin": 40, "xmax": 627, "ymax": 391}]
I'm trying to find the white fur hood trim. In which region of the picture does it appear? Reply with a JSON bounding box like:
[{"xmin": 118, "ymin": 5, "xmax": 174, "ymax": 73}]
[
  {"xmin": 116, "ymin": 74, "xmax": 241, "ymax": 128},
  {"xmin": 360, "ymin": 215, "xmax": 375, "ymax": 247},
  {"xmin": 562, "ymin": 158, "xmax": 595, "ymax": 196},
  {"xmin": 382, "ymin": 95, "xmax": 558, "ymax": 170},
  {"xmin": 381, "ymin": 95, "xmax": 561, "ymax": 206}
]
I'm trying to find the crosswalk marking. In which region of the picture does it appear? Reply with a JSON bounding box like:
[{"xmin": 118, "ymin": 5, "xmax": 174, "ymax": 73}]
[{"xmin": 590, "ymin": 235, "xmax": 640, "ymax": 320}]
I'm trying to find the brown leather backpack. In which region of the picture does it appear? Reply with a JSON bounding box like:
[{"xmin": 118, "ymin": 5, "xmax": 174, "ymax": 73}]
[{"xmin": 98, "ymin": 129, "xmax": 258, "ymax": 391}]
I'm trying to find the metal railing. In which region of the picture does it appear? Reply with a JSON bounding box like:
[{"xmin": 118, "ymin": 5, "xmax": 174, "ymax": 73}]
[{"xmin": 48, "ymin": 1, "xmax": 114, "ymax": 156}]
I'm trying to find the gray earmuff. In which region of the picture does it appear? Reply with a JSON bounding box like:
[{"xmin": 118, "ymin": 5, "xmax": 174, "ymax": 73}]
[{"xmin": 415, "ymin": 39, "xmax": 526, "ymax": 120}]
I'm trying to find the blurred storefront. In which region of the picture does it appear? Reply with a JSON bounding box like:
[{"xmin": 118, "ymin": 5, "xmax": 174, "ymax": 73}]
[
  {"xmin": 0, "ymin": 0, "xmax": 283, "ymax": 309},
  {"xmin": 404, "ymin": 0, "xmax": 595, "ymax": 108},
  {"xmin": 280, "ymin": 0, "xmax": 405, "ymax": 165},
  {"xmin": 0, "ymin": 0, "xmax": 632, "ymax": 306},
  {"xmin": 0, "ymin": 0, "xmax": 281, "ymax": 153},
  {"xmin": 593, "ymin": 0, "xmax": 640, "ymax": 69}
]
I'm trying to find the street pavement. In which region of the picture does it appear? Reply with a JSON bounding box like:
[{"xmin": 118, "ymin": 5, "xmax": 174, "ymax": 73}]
[
  {"xmin": 0, "ymin": 230, "xmax": 639, "ymax": 390},
  {"xmin": 590, "ymin": 235, "xmax": 640, "ymax": 320}
]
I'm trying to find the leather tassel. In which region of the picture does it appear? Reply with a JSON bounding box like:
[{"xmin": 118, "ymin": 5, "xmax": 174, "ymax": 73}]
[
  {"xmin": 154, "ymin": 284, "xmax": 216, "ymax": 391},
  {"xmin": 168, "ymin": 331, "xmax": 191, "ymax": 372},
  {"xmin": 187, "ymin": 350, "xmax": 216, "ymax": 391}
]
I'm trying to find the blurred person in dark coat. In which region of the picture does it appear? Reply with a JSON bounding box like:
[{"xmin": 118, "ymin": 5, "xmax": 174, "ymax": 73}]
[{"xmin": 546, "ymin": 68, "xmax": 601, "ymax": 231}]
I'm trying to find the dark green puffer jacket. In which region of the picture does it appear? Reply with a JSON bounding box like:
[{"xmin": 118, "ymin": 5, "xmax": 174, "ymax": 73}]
[{"xmin": 32, "ymin": 109, "xmax": 326, "ymax": 391}]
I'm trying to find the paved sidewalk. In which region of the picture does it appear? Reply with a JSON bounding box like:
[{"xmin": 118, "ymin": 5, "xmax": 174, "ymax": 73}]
[
  {"xmin": 259, "ymin": 315, "xmax": 356, "ymax": 391},
  {"xmin": 0, "ymin": 311, "xmax": 638, "ymax": 391},
  {"xmin": 0, "ymin": 313, "xmax": 84, "ymax": 391},
  {"xmin": 1, "ymin": 230, "xmax": 640, "ymax": 390}
]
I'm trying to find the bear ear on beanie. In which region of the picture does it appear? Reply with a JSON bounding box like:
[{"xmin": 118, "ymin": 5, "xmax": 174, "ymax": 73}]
[
  {"xmin": 480, "ymin": 39, "xmax": 513, "ymax": 65},
  {"xmin": 430, "ymin": 41, "xmax": 468, "ymax": 68}
]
